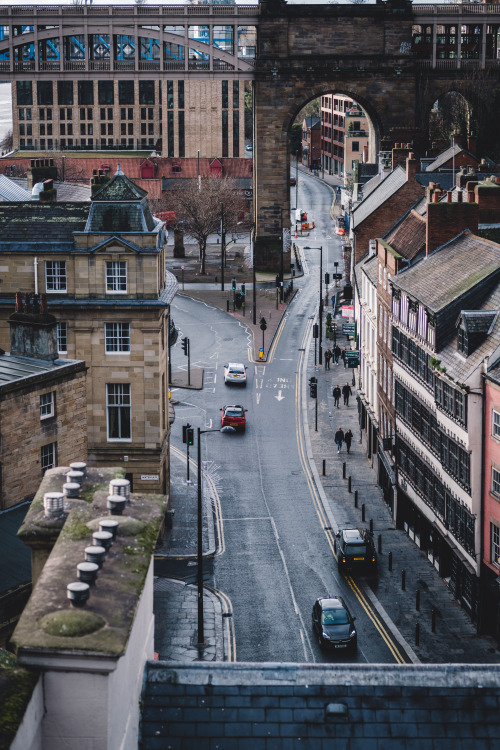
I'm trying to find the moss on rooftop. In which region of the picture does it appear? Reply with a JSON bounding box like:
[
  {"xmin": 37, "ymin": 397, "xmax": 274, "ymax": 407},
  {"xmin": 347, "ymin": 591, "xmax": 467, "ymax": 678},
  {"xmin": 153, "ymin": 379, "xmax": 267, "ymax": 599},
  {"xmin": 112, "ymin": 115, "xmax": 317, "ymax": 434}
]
[
  {"xmin": 0, "ymin": 665, "xmax": 39, "ymax": 750},
  {"xmin": 40, "ymin": 610, "xmax": 105, "ymax": 638}
]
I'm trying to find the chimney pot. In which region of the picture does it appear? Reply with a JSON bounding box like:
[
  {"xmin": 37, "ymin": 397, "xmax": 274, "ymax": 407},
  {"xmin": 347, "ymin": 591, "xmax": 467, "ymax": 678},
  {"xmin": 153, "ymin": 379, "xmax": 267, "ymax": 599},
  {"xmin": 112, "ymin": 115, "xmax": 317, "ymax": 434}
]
[
  {"xmin": 67, "ymin": 581, "xmax": 90, "ymax": 607},
  {"xmin": 109, "ymin": 478, "xmax": 131, "ymax": 502},
  {"xmin": 467, "ymin": 191, "xmax": 475, "ymax": 203},
  {"xmin": 77, "ymin": 562, "xmax": 99, "ymax": 585},
  {"xmin": 92, "ymin": 530, "xmax": 113, "ymax": 550},
  {"xmin": 433, "ymin": 192, "xmax": 440, "ymax": 203},
  {"xmin": 63, "ymin": 482, "xmax": 80, "ymax": 499},
  {"xmin": 457, "ymin": 191, "xmax": 463, "ymax": 203},
  {"xmin": 66, "ymin": 470, "xmax": 84, "ymax": 486},
  {"xmin": 99, "ymin": 519, "xmax": 119, "ymax": 540},
  {"xmin": 85, "ymin": 545, "xmax": 106, "ymax": 568},
  {"xmin": 70, "ymin": 461, "xmax": 87, "ymax": 477},
  {"xmin": 107, "ymin": 495, "xmax": 127, "ymax": 515},
  {"xmin": 447, "ymin": 191, "xmax": 453, "ymax": 202}
]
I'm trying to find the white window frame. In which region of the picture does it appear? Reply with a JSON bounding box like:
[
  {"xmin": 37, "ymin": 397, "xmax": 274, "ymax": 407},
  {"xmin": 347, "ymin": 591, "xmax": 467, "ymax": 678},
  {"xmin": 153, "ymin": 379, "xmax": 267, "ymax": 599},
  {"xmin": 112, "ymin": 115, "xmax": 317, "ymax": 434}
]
[
  {"xmin": 492, "ymin": 466, "xmax": 500, "ymax": 496},
  {"xmin": 106, "ymin": 383, "xmax": 132, "ymax": 441},
  {"xmin": 105, "ymin": 322, "xmax": 131, "ymax": 353},
  {"xmin": 57, "ymin": 321, "xmax": 68, "ymax": 354},
  {"xmin": 493, "ymin": 409, "xmax": 500, "ymax": 438},
  {"xmin": 106, "ymin": 261, "xmax": 127, "ymax": 294},
  {"xmin": 41, "ymin": 442, "xmax": 57, "ymax": 475},
  {"xmin": 40, "ymin": 392, "xmax": 55, "ymax": 420},
  {"xmin": 45, "ymin": 260, "xmax": 67, "ymax": 293},
  {"xmin": 491, "ymin": 523, "xmax": 500, "ymax": 567}
]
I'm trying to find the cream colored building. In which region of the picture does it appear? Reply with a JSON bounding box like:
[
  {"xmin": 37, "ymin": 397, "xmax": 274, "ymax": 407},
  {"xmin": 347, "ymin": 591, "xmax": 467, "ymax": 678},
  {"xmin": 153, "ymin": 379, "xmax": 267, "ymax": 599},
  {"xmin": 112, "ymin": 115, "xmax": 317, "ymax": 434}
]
[{"xmin": 0, "ymin": 167, "xmax": 177, "ymax": 494}]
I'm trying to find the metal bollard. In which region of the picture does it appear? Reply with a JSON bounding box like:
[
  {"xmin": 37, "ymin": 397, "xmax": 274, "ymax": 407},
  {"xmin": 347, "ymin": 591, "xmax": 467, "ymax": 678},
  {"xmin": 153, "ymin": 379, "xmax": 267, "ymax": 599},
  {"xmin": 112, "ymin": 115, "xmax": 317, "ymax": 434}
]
[
  {"xmin": 342, "ymin": 462, "xmax": 346, "ymax": 479},
  {"xmin": 322, "ymin": 459, "xmax": 326, "ymax": 476},
  {"xmin": 431, "ymin": 609, "xmax": 436, "ymax": 633},
  {"xmin": 354, "ymin": 490, "xmax": 358, "ymax": 508},
  {"xmin": 377, "ymin": 534, "xmax": 382, "ymax": 554},
  {"xmin": 369, "ymin": 518, "xmax": 373, "ymax": 534},
  {"xmin": 402, "ymin": 569, "xmax": 406, "ymax": 591},
  {"xmin": 415, "ymin": 623, "xmax": 420, "ymax": 647},
  {"xmin": 226, "ymin": 300, "xmax": 229, "ymax": 312},
  {"xmin": 361, "ymin": 503, "xmax": 365, "ymax": 522},
  {"xmin": 388, "ymin": 551, "xmax": 393, "ymax": 571},
  {"xmin": 348, "ymin": 476, "xmax": 352, "ymax": 493},
  {"xmin": 416, "ymin": 589, "xmax": 420, "ymax": 611}
]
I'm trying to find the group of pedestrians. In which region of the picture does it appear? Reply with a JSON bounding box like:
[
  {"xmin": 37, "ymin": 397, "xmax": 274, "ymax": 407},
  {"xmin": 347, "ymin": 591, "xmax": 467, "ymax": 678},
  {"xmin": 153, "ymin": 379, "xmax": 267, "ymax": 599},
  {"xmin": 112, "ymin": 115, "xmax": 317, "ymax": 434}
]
[
  {"xmin": 324, "ymin": 345, "xmax": 348, "ymax": 369},
  {"xmin": 332, "ymin": 382, "xmax": 352, "ymax": 407},
  {"xmin": 334, "ymin": 427, "xmax": 353, "ymax": 454}
]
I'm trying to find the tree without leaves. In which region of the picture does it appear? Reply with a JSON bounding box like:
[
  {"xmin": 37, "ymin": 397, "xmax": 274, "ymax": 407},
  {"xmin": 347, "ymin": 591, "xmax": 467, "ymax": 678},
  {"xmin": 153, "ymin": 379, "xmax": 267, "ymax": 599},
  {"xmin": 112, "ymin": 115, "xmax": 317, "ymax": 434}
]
[
  {"xmin": 166, "ymin": 177, "xmax": 247, "ymax": 275},
  {"xmin": 0, "ymin": 129, "xmax": 13, "ymax": 153}
]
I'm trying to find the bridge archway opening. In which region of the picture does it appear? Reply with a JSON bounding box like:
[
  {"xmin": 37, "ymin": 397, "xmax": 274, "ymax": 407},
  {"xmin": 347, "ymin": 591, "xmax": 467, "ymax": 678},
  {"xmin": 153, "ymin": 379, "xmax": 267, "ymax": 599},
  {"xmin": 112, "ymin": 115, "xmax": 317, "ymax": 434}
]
[{"xmin": 429, "ymin": 90, "xmax": 473, "ymax": 154}]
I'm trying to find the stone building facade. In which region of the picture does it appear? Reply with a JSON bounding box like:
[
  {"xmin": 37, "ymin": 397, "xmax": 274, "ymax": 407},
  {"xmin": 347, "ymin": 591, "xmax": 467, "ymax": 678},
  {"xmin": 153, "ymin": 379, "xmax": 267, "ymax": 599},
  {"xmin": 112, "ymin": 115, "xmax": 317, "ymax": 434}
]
[{"xmin": 0, "ymin": 167, "xmax": 177, "ymax": 494}]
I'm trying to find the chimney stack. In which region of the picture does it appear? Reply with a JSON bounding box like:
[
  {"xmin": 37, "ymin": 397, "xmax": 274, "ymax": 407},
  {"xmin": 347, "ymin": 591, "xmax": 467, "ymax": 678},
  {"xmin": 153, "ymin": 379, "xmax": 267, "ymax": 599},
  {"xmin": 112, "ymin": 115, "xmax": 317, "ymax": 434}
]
[
  {"xmin": 426, "ymin": 194, "xmax": 479, "ymax": 255},
  {"xmin": 9, "ymin": 293, "xmax": 58, "ymax": 361}
]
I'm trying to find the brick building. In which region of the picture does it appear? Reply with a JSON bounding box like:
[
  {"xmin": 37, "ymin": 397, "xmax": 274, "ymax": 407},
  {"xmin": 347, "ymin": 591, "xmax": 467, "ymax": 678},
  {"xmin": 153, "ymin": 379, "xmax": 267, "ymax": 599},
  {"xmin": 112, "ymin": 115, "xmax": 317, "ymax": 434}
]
[
  {"xmin": 11, "ymin": 77, "xmax": 248, "ymax": 158},
  {"xmin": 0, "ymin": 166, "xmax": 177, "ymax": 494},
  {"xmin": 301, "ymin": 116, "xmax": 321, "ymax": 170},
  {"xmin": 482, "ymin": 366, "xmax": 500, "ymax": 641}
]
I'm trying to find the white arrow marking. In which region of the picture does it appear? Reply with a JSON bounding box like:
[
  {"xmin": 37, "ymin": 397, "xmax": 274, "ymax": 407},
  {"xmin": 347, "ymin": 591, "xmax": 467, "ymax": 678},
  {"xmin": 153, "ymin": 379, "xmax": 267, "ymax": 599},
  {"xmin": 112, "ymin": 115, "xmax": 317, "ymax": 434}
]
[
  {"xmin": 256, "ymin": 393, "xmax": 261, "ymax": 405},
  {"xmin": 275, "ymin": 390, "xmax": 285, "ymax": 402}
]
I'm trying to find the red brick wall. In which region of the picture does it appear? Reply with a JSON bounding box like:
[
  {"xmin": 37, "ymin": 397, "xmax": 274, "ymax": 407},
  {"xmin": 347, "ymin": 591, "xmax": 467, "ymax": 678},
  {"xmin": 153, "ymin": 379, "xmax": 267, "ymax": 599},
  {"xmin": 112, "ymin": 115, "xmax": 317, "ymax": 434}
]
[
  {"xmin": 426, "ymin": 200, "xmax": 479, "ymax": 255},
  {"xmin": 474, "ymin": 181, "xmax": 500, "ymax": 224}
]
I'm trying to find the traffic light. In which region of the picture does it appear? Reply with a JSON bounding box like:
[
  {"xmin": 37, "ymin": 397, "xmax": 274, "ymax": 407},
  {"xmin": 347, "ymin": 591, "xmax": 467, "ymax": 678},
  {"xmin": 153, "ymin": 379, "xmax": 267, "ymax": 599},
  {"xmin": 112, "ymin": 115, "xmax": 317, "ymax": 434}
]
[
  {"xmin": 325, "ymin": 272, "xmax": 330, "ymax": 286},
  {"xmin": 182, "ymin": 424, "xmax": 194, "ymax": 445},
  {"xmin": 260, "ymin": 317, "xmax": 267, "ymax": 331},
  {"xmin": 181, "ymin": 337, "xmax": 189, "ymax": 355},
  {"xmin": 313, "ymin": 323, "xmax": 319, "ymax": 339},
  {"xmin": 309, "ymin": 377, "xmax": 317, "ymax": 399},
  {"xmin": 232, "ymin": 278, "xmax": 237, "ymax": 291},
  {"xmin": 241, "ymin": 283, "xmax": 246, "ymax": 296}
]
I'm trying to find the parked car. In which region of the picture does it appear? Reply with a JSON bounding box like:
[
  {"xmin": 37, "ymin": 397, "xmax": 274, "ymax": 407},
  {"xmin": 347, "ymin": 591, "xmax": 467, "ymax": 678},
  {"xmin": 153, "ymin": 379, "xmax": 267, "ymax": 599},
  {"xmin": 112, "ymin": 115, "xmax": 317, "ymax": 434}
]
[
  {"xmin": 334, "ymin": 528, "xmax": 377, "ymax": 574},
  {"xmin": 312, "ymin": 596, "xmax": 357, "ymax": 651},
  {"xmin": 224, "ymin": 362, "xmax": 247, "ymax": 386},
  {"xmin": 245, "ymin": 144, "xmax": 253, "ymax": 152},
  {"xmin": 290, "ymin": 177, "xmax": 296, "ymax": 186},
  {"xmin": 221, "ymin": 404, "xmax": 246, "ymax": 431}
]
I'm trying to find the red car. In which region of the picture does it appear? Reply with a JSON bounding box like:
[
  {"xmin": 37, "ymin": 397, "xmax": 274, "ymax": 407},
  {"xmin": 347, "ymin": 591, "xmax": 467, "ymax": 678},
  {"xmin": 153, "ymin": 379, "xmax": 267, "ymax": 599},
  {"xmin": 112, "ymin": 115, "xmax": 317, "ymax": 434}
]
[{"xmin": 221, "ymin": 405, "xmax": 247, "ymax": 432}]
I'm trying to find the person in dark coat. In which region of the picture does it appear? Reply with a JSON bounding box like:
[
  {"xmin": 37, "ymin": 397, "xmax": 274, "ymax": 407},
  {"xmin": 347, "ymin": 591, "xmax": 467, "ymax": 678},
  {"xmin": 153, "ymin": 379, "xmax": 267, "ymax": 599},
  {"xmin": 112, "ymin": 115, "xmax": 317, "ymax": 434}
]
[
  {"xmin": 325, "ymin": 347, "xmax": 332, "ymax": 369},
  {"xmin": 342, "ymin": 382, "xmax": 352, "ymax": 406},
  {"xmin": 341, "ymin": 346, "xmax": 347, "ymax": 367},
  {"xmin": 335, "ymin": 428, "xmax": 344, "ymax": 453},
  {"xmin": 333, "ymin": 385, "xmax": 341, "ymax": 408},
  {"xmin": 344, "ymin": 428, "xmax": 353, "ymax": 454},
  {"xmin": 333, "ymin": 345, "xmax": 341, "ymax": 364}
]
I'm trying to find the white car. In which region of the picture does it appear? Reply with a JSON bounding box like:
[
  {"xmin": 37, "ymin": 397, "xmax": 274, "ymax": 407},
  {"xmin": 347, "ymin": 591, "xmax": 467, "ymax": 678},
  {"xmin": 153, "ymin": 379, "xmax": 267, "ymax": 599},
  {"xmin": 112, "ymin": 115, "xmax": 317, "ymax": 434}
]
[{"xmin": 224, "ymin": 363, "xmax": 247, "ymax": 386}]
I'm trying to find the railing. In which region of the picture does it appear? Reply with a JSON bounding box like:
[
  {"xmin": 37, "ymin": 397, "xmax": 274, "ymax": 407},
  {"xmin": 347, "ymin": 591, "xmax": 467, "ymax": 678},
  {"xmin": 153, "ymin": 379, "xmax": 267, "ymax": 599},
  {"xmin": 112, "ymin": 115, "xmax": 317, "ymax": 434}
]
[
  {"xmin": 0, "ymin": 5, "xmax": 259, "ymax": 18},
  {"xmin": 413, "ymin": 3, "xmax": 500, "ymax": 14}
]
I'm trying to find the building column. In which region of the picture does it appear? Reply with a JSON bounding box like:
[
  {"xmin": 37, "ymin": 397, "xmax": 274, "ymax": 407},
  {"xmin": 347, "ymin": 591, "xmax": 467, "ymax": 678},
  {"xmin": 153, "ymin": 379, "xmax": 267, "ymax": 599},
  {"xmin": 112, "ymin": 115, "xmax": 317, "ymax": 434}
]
[{"xmin": 432, "ymin": 23, "xmax": 437, "ymax": 69}]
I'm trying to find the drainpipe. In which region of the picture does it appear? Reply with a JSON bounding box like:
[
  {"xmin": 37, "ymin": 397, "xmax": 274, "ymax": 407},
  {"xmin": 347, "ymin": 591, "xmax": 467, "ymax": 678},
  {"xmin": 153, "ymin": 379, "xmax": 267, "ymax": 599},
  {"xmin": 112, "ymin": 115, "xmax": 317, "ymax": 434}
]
[{"xmin": 478, "ymin": 359, "xmax": 487, "ymax": 634}]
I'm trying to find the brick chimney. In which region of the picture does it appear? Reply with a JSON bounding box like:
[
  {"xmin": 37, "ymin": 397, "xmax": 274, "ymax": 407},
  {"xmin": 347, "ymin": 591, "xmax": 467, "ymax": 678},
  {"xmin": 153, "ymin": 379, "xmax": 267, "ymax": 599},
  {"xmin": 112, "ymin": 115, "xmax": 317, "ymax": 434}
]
[
  {"xmin": 392, "ymin": 144, "xmax": 411, "ymax": 171},
  {"xmin": 9, "ymin": 293, "xmax": 58, "ymax": 361},
  {"xmin": 451, "ymin": 133, "xmax": 464, "ymax": 149},
  {"xmin": 426, "ymin": 196, "xmax": 479, "ymax": 255},
  {"xmin": 474, "ymin": 178, "xmax": 500, "ymax": 223},
  {"xmin": 406, "ymin": 152, "xmax": 419, "ymax": 182},
  {"xmin": 467, "ymin": 135, "xmax": 477, "ymax": 156}
]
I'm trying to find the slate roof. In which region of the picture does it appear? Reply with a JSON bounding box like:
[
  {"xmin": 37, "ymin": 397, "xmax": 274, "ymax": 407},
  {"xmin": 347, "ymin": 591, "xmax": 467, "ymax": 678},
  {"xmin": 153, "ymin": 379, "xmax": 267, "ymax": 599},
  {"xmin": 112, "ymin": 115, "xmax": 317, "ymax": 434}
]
[
  {"xmin": 392, "ymin": 231, "xmax": 500, "ymax": 313},
  {"xmin": 141, "ymin": 662, "xmax": 500, "ymax": 749},
  {"xmin": 425, "ymin": 143, "xmax": 477, "ymax": 172},
  {"xmin": 0, "ymin": 503, "xmax": 31, "ymax": 595},
  {"xmin": 357, "ymin": 253, "xmax": 378, "ymax": 284},
  {"xmin": 0, "ymin": 202, "xmax": 89, "ymax": 245},
  {"xmin": 415, "ymin": 171, "xmax": 456, "ymax": 191},
  {"xmin": 352, "ymin": 165, "xmax": 407, "ymax": 227},
  {"xmin": 8, "ymin": 177, "xmax": 91, "ymax": 203},
  {"xmin": 458, "ymin": 310, "xmax": 498, "ymax": 334},
  {"xmin": 86, "ymin": 167, "xmax": 157, "ymax": 233},
  {"xmin": 303, "ymin": 116, "xmax": 320, "ymax": 130},
  {"xmin": 0, "ymin": 175, "xmax": 33, "ymax": 202},
  {"xmin": 383, "ymin": 205, "xmax": 427, "ymax": 261}
]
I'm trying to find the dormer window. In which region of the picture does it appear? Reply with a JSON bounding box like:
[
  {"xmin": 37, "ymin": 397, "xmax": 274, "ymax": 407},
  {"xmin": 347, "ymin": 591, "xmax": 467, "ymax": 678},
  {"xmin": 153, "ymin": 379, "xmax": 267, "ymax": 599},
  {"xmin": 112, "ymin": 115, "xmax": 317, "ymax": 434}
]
[
  {"xmin": 456, "ymin": 311, "xmax": 497, "ymax": 357},
  {"xmin": 457, "ymin": 326, "xmax": 468, "ymax": 355}
]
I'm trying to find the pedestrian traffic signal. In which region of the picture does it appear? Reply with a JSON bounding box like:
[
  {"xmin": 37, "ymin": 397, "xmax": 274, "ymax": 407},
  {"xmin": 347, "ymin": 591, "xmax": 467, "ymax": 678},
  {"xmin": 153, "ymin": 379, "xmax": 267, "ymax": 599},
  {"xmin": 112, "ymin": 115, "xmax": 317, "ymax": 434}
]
[
  {"xmin": 181, "ymin": 337, "xmax": 189, "ymax": 355},
  {"xmin": 260, "ymin": 317, "xmax": 267, "ymax": 331},
  {"xmin": 182, "ymin": 424, "xmax": 194, "ymax": 445},
  {"xmin": 309, "ymin": 377, "xmax": 317, "ymax": 399},
  {"xmin": 232, "ymin": 278, "xmax": 237, "ymax": 290},
  {"xmin": 325, "ymin": 272, "xmax": 330, "ymax": 286},
  {"xmin": 241, "ymin": 283, "xmax": 246, "ymax": 296},
  {"xmin": 313, "ymin": 324, "xmax": 319, "ymax": 339}
]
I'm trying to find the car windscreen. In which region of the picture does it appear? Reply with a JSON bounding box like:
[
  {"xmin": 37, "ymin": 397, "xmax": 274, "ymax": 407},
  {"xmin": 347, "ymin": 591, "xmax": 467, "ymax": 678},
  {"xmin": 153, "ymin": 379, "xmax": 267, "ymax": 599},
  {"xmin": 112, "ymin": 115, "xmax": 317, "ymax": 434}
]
[
  {"xmin": 322, "ymin": 609, "xmax": 349, "ymax": 625},
  {"xmin": 230, "ymin": 366, "xmax": 245, "ymax": 373},
  {"xmin": 345, "ymin": 543, "xmax": 366, "ymax": 556},
  {"xmin": 225, "ymin": 409, "xmax": 242, "ymax": 417}
]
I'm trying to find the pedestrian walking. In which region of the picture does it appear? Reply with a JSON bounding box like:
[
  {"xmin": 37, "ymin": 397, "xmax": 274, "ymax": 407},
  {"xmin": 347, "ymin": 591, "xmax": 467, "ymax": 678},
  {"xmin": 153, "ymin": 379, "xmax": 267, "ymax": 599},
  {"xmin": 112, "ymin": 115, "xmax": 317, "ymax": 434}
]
[
  {"xmin": 341, "ymin": 346, "xmax": 347, "ymax": 367},
  {"xmin": 325, "ymin": 347, "xmax": 332, "ymax": 369},
  {"xmin": 342, "ymin": 382, "xmax": 352, "ymax": 406},
  {"xmin": 333, "ymin": 385, "xmax": 341, "ymax": 408},
  {"xmin": 334, "ymin": 344, "xmax": 341, "ymax": 365},
  {"xmin": 335, "ymin": 428, "xmax": 344, "ymax": 454},
  {"xmin": 344, "ymin": 428, "xmax": 353, "ymax": 454}
]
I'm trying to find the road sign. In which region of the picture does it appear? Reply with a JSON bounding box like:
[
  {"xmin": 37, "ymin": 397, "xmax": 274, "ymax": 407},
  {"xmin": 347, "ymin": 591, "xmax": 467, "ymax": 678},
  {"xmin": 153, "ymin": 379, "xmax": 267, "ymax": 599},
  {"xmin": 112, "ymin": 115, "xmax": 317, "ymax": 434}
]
[
  {"xmin": 332, "ymin": 273, "xmax": 342, "ymax": 280},
  {"xmin": 342, "ymin": 322, "xmax": 356, "ymax": 336},
  {"xmin": 341, "ymin": 305, "xmax": 354, "ymax": 318},
  {"xmin": 346, "ymin": 351, "xmax": 360, "ymax": 368},
  {"xmin": 181, "ymin": 265, "xmax": 185, "ymax": 270}
]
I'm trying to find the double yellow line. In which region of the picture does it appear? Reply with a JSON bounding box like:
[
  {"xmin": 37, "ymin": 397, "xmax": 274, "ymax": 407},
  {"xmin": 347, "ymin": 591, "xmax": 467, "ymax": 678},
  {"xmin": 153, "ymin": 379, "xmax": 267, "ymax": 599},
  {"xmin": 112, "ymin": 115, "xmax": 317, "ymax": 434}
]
[{"xmin": 295, "ymin": 321, "xmax": 408, "ymax": 664}]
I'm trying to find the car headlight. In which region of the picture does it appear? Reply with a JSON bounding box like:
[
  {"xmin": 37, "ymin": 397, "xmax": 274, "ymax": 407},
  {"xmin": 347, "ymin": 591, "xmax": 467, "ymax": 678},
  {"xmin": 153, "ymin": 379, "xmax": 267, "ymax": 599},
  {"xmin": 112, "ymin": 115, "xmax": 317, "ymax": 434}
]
[
  {"xmin": 350, "ymin": 629, "xmax": 356, "ymax": 638},
  {"xmin": 322, "ymin": 631, "xmax": 330, "ymax": 640}
]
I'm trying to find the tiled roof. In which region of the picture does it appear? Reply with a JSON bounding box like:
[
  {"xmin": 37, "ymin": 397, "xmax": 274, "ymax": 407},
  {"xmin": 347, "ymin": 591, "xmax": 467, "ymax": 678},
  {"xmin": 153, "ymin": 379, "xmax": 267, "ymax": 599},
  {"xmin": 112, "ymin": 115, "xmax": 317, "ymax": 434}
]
[
  {"xmin": 352, "ymin": 166, "xmax": 407, "ymax": 227},
  {"xmin": 0, "ymin": 502, "xmax": 31, "ymax": 595},
  {"xmin": 358, "ymin": 253, "xmax": 378, "ymax": 284},
  {"xmin": 92, "ymin": 169, "xmax": 148, "ymax": 202},
  {"xmin": 425, "ymin": 144, "xmax": 476, "ymax": 172},
  {"xmin": 459, "ymin": 310, "xmax": 498, "ymax": 334},
  {"xmin": 0, "ymin": 202, "xmax": 89, "ymax": 243},
  {"xmin": 8, "ymin": 177, "xmax": 91, "ymax": 202},
  {"xmin": 0, "ymin": 175, "xmax": 33, "ymax": 202},
  {"xmin": 392, "ymin": 231, "xmax": 500, "ymax": 313},
  {"xmin": 415, "ymin": 172, "xmax": 456, "ymax": 191},
  {"xmin": 85, "ymin": 202, "xmax": 156, "ymax": 233},
  {"xmin": 383, "ymin": 208, "xmax": 426, "ymax": 260}
]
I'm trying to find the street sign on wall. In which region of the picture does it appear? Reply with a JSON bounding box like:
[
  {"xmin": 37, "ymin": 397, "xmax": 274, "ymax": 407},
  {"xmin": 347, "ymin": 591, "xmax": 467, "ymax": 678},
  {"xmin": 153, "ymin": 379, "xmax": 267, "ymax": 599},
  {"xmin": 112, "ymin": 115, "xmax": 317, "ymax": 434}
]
[
  {"xmin": 342, "ymin": 322, "xmax": 356, "ymax": 336},
  {"xmin": 346, "ymin": 351, "xmax": 359, "ymax": 368},
  {"xmin": 341, "ymin": 305, "xmax": 354, "ymax": 317}
]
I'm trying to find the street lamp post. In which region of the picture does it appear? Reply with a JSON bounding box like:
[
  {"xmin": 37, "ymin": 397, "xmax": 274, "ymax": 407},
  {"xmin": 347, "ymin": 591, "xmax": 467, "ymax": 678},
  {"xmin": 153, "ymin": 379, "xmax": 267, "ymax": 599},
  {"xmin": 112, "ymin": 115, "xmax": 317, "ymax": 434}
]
[
  {"xmin": 220, "ymin": 202, "xmax": 225, "ymax": 292},
  {"xmin": 196, "ymin": 425, "xmax": 233, "ymax": 648},
  {"xmin": 305, "ymin": 246, "xmax": 323, "ymax": 365}
]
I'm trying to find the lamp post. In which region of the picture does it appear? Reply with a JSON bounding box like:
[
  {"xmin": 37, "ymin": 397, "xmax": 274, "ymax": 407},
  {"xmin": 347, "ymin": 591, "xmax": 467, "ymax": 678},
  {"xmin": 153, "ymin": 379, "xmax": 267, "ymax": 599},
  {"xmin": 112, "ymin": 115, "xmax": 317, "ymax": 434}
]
[
  {"xmin": 305, "ymin": 246, "xmax": 323, "ymax": 365},
  {"xmin": 196, "ymin": 425, "xmax": 233, "ymax": 647},
  {"xmin": 220, "ymin": 202, "xmax": 225, "ymax": 292}
]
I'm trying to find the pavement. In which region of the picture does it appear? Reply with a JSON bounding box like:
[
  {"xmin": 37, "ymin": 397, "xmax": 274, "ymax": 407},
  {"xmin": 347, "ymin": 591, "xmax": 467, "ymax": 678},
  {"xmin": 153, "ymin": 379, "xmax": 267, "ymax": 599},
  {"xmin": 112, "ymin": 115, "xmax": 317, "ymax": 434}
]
[{"xmin": 154, "ymin": 169, "xmax": 500, "ymax": 666}]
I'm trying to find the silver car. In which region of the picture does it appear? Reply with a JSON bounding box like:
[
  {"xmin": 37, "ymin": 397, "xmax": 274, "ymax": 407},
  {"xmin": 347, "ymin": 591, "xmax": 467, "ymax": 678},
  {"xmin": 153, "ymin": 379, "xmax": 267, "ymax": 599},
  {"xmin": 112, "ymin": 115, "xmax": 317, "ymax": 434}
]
[{"xmin": 224, "ymin": 363, "xmax": 247, "ymax": 386}]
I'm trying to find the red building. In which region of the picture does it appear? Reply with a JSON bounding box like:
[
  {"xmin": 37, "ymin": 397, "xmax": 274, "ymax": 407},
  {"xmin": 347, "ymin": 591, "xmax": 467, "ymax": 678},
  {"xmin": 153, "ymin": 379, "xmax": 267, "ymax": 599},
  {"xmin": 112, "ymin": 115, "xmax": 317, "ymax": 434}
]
[
  {"xmin": 482, "ymin": 369, "xmax": 500, "ymax": 642},
  {"xmin": 301, "ymin": 117, "xmax": 321, "ymax": 170}
]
